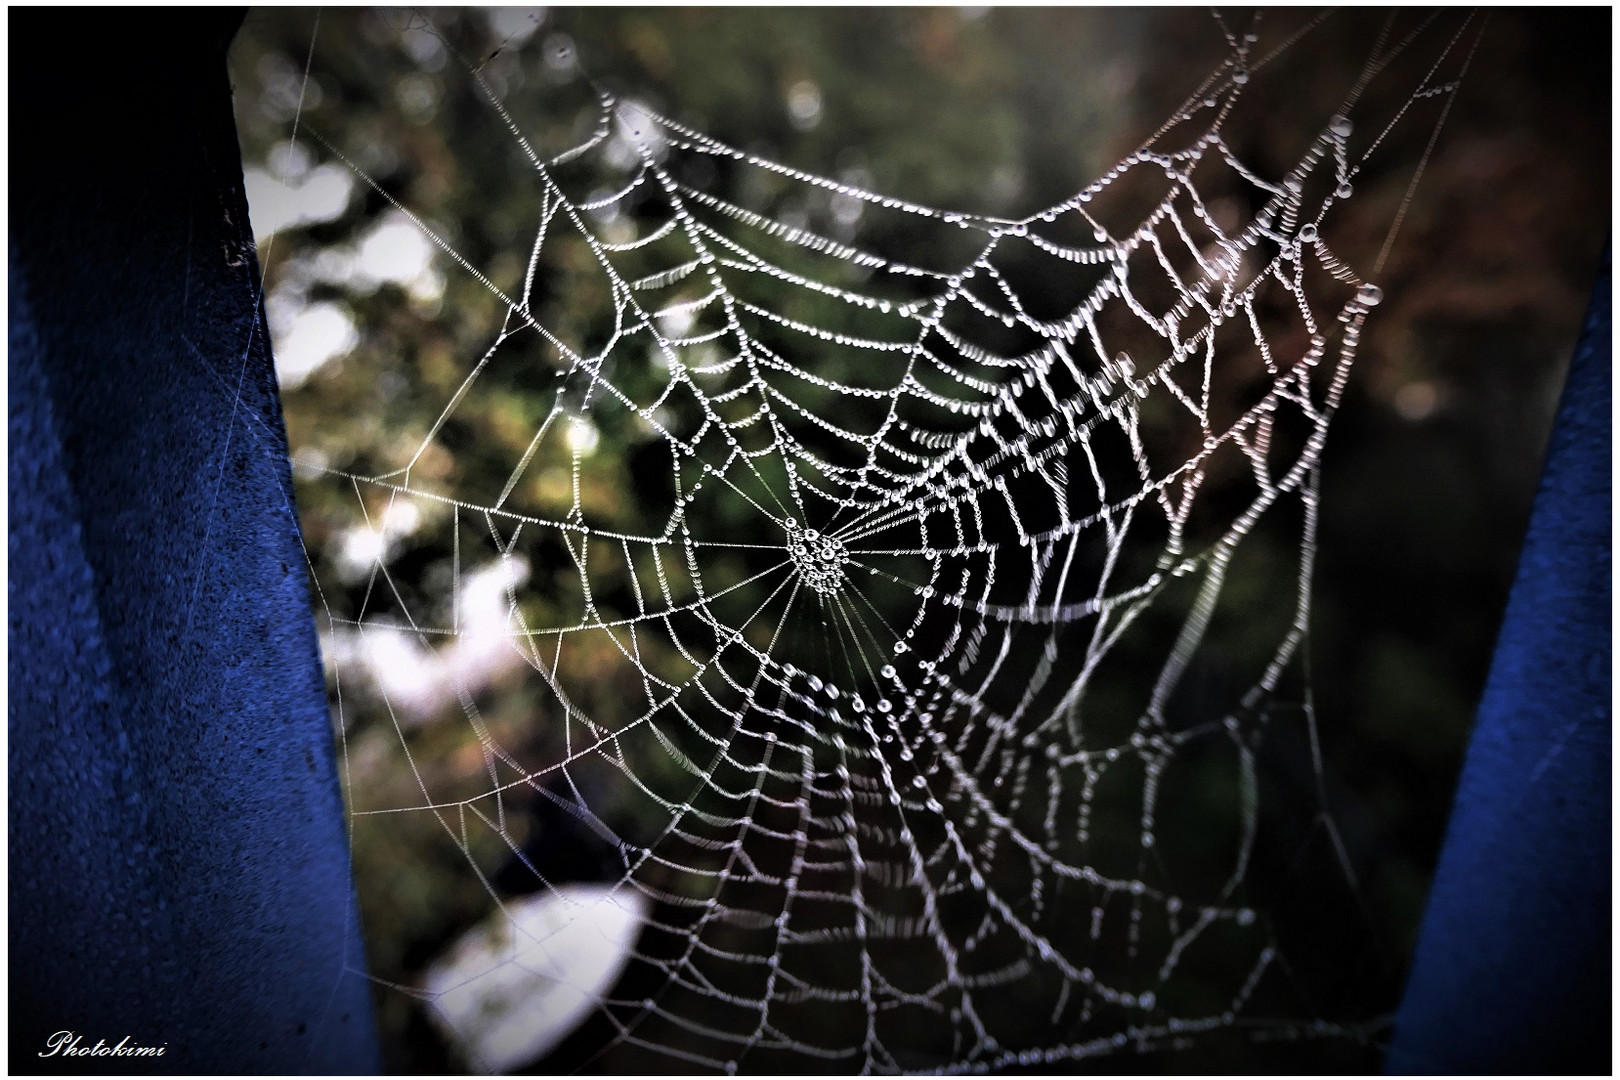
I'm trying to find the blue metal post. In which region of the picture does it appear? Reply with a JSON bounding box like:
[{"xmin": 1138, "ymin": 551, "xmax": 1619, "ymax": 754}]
[
  {"xmin": 1387, "ymin": 253, "xmax": 1611, "ymax": 1072},
  {"xmin": 8, "ymin": 11, "xmax": 381, "ymax": 1072}
]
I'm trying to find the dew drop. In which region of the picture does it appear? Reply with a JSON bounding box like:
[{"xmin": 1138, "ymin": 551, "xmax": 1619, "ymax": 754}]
[
  {"xmin": 1232, "ymin": 68, "xmax": 1250, "ymax": 86},
  {"xmin": 1336, "ymin": 182, "xmax": 1354, "ymax": 199},
  {"xmin": 1298, "ymin": 223, "xmax": 1318, "ymax": 243},
  {"xmin": 1356, "ymin": 282, "xmax": 1384, "ymax": 307},
  {"xmin": 1330, "ymin": 115, "xmax": 1354, "ymax": 138}
]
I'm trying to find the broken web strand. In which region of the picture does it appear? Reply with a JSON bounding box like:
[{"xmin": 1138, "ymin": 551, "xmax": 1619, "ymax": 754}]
[{"xmin": 267, "ymin": 10, "xmax": 1483, "ymax": 1073}]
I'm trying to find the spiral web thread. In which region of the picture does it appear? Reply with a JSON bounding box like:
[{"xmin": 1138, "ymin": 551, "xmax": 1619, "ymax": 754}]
[{"xmin": 285, "ymin": 12, "xmax": 1477, "ymax": 1074}]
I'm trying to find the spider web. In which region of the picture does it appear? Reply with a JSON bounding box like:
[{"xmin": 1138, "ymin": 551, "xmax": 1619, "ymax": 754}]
[{"xmin": 249, "ymin": 10, "xmax": 1483, "ymax": 1073}]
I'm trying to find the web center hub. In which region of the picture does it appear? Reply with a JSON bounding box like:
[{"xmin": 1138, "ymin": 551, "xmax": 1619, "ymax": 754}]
[{"xmin": 787, "ymin": 525, "xmax": 848, "ymax": 596}]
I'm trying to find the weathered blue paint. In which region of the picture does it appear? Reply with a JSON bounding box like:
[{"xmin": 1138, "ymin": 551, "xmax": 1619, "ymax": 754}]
[
  {"xmin": 8, "ymin": 11, "xmax": 380, "ymax": 1073},
  {"xmin": 1387, "ymin": 253, "xmax": 1611, "ymax": 1073}
]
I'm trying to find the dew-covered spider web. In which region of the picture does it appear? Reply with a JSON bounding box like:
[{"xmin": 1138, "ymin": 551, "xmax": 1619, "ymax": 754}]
[{"xmin": 237, "ymin": 9, "xmax": 1491, "ymax": 1073}]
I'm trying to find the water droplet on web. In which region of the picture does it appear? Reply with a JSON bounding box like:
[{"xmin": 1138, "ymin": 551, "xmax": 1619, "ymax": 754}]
[
  {"xmin": 1336, "ymin": 182, "xmax": 1353, "ymax": 199},
  {"xmin": 880, "ymin": 664, "xmax": 896, "ymax": 679},
  {"xmin": 1330, "ymin": 115, "xmax": 1354, "ymax": 138},
  {"xmin": 1232, "ymin": 68, "xmax": 1250, "ymax": 86},
  {"xmin": 1297, "ymin": 223, "xmax": 1317, "ymax": 243},
  {"xmin": 912, "ymin": 775, "xmax": 927, "ymax": 788},
  {"xmin": 1356, "ymin": 282, "xmax": 1384, "ymax": 307},
  {"xmin": 1236, "ymin": 908, "xmax": 1256, "ymax": 926}
]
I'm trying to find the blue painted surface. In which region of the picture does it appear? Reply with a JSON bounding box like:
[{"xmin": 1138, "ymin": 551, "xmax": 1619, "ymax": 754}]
[
  {"xmin": 1388, "ymin": 254, "xmax": 1611, "ymax": 1073},
  {"xmin": 8, "ymin": 12, "xmax": 380, "ymax": 1073}
]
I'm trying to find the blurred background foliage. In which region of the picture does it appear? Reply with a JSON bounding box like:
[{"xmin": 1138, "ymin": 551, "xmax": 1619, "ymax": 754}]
[{"xmin": 230, "ymin": 7, "xmax": 1607, "ymax": 1072}]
